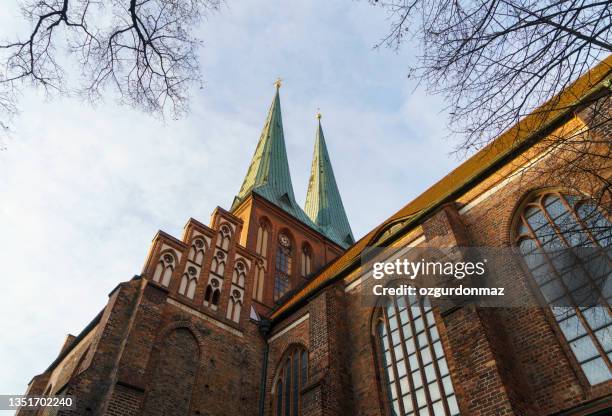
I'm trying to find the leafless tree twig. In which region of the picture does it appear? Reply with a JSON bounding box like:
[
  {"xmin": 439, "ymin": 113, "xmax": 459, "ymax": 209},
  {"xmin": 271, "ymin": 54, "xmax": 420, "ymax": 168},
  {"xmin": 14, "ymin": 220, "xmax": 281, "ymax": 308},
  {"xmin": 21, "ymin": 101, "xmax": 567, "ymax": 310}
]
[{"xmin": 0, "ymin": 0, "xmax": 220, "ymax": 133}]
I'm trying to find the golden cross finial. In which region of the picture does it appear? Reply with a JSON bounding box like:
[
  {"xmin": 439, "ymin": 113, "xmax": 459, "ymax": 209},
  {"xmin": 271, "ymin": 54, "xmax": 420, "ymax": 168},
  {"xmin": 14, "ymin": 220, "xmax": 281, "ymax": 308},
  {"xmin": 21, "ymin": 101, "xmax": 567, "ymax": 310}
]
[
  {"xmin": 316, "ymin": 107, "xmax": 322, "ymax": 120},
  {"xmin": 274, "ymin": 77, "xmax": 282, "ymax": 90}
]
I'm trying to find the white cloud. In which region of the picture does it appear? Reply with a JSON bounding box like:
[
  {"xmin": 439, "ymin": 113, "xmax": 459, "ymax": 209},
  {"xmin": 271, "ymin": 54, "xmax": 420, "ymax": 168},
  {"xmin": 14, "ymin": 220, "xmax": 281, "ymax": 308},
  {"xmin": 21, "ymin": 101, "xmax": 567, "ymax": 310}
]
[{"xmin": 0, "ymin": 0, "xmax": 460, "ymax": 397}]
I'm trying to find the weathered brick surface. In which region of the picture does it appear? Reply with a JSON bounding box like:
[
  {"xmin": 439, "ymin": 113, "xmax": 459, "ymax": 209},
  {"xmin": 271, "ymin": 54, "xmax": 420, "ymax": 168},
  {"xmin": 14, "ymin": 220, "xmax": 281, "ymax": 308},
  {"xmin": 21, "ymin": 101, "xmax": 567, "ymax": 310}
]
[{"xmin": 105, "ymin": 383, "xmax": 143, "ymax": 416}]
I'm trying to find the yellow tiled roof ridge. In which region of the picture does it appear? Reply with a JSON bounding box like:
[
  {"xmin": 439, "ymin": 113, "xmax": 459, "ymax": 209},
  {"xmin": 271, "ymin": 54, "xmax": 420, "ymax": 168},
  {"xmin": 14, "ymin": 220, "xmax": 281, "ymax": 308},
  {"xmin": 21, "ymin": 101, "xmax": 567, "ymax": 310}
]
[{"xmin": 270, "ymin": 55, "xmax": 612, "ymax": 321}]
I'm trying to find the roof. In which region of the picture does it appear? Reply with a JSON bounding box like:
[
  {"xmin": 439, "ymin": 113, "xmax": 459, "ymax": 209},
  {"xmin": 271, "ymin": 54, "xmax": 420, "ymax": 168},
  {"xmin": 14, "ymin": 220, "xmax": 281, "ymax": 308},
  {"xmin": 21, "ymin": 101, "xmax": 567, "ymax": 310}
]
[
  {"xmin": 271, "ymin": 55, "xmax": 612, "ymax": 320},
  {"xmin": 304, "ymin": 118, "xmax": 354, "ymax": 248},
  {"xmin": 230, "ymin": 87, "xmax": 318, "ymax": 228},
  {"xmin": 231, "ymin": 86, "xmax": 354, "ymax": 248}
]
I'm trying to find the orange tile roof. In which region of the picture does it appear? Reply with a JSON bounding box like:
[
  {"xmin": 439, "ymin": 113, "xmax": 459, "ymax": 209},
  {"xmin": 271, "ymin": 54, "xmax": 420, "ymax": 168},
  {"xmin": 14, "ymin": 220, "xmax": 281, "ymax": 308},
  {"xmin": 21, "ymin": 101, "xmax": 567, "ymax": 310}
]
[{"xmin": 271, "ymin": 55, "xmax": 612, "ymax": 320}]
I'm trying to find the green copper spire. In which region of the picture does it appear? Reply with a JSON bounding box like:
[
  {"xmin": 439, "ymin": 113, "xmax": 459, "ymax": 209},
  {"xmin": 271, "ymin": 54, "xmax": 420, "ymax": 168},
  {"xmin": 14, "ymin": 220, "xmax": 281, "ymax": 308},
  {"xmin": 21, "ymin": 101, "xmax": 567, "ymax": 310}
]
[
  {"xmin": 231, "ymin": 82, "xmax": 318, "ymax": 230},
  {"xmin": 305, "ymin": 114, "xmax": 354, "ymax": 248}
]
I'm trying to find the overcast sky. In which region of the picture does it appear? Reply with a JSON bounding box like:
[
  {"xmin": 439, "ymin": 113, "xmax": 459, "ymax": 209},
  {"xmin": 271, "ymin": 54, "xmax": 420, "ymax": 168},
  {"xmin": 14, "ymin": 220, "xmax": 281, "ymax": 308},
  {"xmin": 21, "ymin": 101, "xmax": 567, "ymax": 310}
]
[{"xmin": 0, "ymin": 0, "xmax": 458, "ymax": 398}]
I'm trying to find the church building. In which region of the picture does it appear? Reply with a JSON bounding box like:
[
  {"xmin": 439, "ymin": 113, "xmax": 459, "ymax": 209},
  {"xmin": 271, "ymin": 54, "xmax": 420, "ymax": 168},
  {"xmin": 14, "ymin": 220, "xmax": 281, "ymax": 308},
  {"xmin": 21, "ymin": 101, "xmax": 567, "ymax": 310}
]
[{"xmin": 18, "ymin": 58, "xmax": 612, "ymax": 416}]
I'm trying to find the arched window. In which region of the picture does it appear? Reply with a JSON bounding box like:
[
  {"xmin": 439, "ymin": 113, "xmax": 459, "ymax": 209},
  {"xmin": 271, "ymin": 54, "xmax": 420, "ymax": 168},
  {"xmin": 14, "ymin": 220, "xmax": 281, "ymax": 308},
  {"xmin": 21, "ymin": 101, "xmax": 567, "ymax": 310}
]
[
  {"xmin": 232, "ymin": 260, "xmax": 247, "ymax": 287},
  {"xmin": 204, "ymin": 277, "xmax": 221, "ymax": 310},
  {"xmin": 274, "ymin": 233, "xmax": 292, "ymax": 301},
  {"xmin": 272, "ymin": 346, "xmax": 308, "ymax": 416},
  {"xmin": 227, "ymin": 260, "xmax": 247, "ymax": 323},
  {"xmin": 253, "ymin": 260, "xmax": 266, "ymax": 302},
  {"xmin": 256, "ymin": 220, "xmax": 270, "ymax": 258},
  {"xmin": 153, "ymin": 252, "xmax": 175, "ymax": 287},
  {"xmin": 211, "ymin": 250, "xmax": 226, "ymax": 276},
  {"xmin": 188, "ymin": 237, "xmax": 206, "ymax": 265},
  {"xmin": 301, "ymin": 244, "xmax": 312, "ymax": 277},
  {"xmin": 179, "ymin": 265, "xmax": 199, "ymax": 299},
  {"xmin": 254, "ymin": 220, "xmax": 270, "ymax": 302},
  {"xmin": 376, "ymin": 296, "xmax": 460, "ymax": 416},
  {"xmin": 226, "ymin": 289, "xmax": 243, "ymax": 323},
  {"xmin": 217, "ymin": 224, "xmax": 232, "ymax": 251},
  {"xmin": 515, "ymin": 191, "xmax": 612, "ymax": 385}
]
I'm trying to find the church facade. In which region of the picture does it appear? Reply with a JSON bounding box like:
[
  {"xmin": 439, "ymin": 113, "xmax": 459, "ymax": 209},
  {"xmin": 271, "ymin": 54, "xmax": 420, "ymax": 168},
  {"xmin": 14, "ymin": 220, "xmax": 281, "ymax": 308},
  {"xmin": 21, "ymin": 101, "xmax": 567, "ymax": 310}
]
[{"xmin": 18, "ymin": 59, "xmax": 612, "ymax": 416}]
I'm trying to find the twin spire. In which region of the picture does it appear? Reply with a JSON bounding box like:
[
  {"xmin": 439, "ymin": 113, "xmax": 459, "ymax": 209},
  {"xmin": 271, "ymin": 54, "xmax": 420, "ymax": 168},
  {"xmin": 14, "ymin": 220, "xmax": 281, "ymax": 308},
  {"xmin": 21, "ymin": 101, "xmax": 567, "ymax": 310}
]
[
  {"xmin": 231, "ymin": 82, "xmax": 354, "ymax": 248},
  {"xmin": 304, "ymin": 114, "xmax": 354, "ymax": 247}
]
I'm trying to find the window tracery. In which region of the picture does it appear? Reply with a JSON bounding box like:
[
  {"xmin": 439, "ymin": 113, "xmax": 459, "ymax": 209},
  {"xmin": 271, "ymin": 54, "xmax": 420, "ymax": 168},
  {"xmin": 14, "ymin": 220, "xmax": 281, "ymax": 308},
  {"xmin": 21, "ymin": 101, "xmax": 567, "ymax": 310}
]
[
  {"xmin": 272, "ymin": 346, "xmax": 308, "ymax": 416},
  {"xmin": 515, "ymin": 191, "xmax": 612, "ymax": 385},
  {"xmin": 274, "ymin": 233, "xmax": 292, "ymax": 301},
  {"xmin": 375, "ymin": 296, "xmax": 460, "ymax": 416},
  {"xmin": 153, "ymin": 252, "xmax": 175, "ymax": 287}
]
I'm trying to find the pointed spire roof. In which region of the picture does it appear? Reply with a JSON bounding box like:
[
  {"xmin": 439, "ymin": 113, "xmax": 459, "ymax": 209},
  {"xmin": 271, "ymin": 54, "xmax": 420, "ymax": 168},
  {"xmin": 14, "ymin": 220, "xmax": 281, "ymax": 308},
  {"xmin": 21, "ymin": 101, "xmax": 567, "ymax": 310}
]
[
  {"xmin": 305, "ymin": 115, "xmax": 354, "ymax": 248},
  {"xmin": 231, "ymin": 83, "xmax": 317, "ymax": 229}
]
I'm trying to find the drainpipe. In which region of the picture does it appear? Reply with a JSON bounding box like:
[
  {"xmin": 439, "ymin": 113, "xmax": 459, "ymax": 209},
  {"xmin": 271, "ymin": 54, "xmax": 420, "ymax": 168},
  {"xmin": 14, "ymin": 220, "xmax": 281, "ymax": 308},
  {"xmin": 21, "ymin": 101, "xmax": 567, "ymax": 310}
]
[{"xmin": 258, "ymin": 318, "xmax": 272, "ymax": 416}]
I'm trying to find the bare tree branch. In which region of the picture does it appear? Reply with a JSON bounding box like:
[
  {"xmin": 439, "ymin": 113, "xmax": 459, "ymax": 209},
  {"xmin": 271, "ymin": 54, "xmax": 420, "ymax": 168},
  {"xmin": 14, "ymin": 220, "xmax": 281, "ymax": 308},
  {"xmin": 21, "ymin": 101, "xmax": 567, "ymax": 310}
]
[
  {"xmin": 371, "ymin": 0, "xmax": 611, "ymax": 149},
  {"xmin": 372, "ymin": 0, "xmax": 612, "ymax": 239},
  {"xmin": 0, "ymin": 0, "xmax": 220, "ymax": 132}
]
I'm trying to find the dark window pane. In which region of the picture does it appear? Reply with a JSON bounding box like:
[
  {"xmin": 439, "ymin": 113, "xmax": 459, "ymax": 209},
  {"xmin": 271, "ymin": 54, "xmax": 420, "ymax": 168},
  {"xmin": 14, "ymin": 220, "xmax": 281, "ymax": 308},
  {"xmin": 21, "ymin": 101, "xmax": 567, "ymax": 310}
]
[
  {"xmin": 571, "ymin": 284, "xmax": 599, "ymax": 306},
  {"xmin": 550, "ymin": 252, "xmax": 577, "ymax": 275},
  {"xmin": 540, "ymin": 279, "xmax": 564, "ymax": 302},
  {"xmin": 284, "ymin": 360, "xmax": 291, "ymax": 416},
  {"xmin": 292, "ymin": 353, "xmax": 299, "ymax": 416},
  {"xmin": 560, "ymin": 266, "xmax": 589, "ymax": 292},
  {"xmin": 584, "ymin": 254, "xmax": 611, "ymax": 279},
  {"xmin": 532, "ymin": 263, "xmax": 555, "ymax": 285},
  {"xmin": 301, "ymin": 350, "xmax": 308, "ymax": 385},
  {"xmin": 276, "ymin": 382, "xmax": 283, "ymax": 416}
]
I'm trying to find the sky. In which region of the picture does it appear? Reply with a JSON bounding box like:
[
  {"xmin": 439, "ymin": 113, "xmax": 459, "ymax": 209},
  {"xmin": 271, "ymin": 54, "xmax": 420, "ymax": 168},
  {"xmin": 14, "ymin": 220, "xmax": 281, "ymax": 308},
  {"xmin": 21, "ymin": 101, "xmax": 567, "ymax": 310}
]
[{"xmin": 0, "ymin": 0, "xmax": 459, "ymax": 399}]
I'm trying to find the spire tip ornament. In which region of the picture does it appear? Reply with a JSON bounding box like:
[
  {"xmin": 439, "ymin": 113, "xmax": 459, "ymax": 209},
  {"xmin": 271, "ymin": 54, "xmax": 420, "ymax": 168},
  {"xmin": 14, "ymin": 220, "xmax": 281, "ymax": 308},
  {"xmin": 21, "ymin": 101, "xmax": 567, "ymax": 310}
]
[
  {"xmin": 316, "ymin": 108, "xmax": 322, "ymax": 120},
  {"xmin": 274, "ymin": 77, "xmax": 282, "ymax": 90}
]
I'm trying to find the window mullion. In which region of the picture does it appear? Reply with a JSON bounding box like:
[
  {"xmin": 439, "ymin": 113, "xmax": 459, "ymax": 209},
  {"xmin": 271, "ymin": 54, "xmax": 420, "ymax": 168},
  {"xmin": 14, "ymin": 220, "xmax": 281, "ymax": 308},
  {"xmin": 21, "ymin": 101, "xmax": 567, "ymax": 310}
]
[
  {"xmin": 406, "ymin": 298, "xmax": 436, "ymax": 416},
  {"xmin": 526, "ymin": 208, "xmax": 612, "ymax": 373},
  {"xmin": 538, "ymin": 201, "xmax": 612, "ymax": 317},
  {"xmin": 395, "ymin": 297, "xmax": 420, "ymax": 415},
  {"xmin": 422, "ymin": 304, "xmax": 451, "ymax": 416},
  {"xmin": 558, "ymin": 194, "xmax": 611, "ymax": 260},
  {"xmin": 298, "ymin": 352, "xmax": 302, "ymax": 416},
  {"xmin": 384, "ymin": 308, "xmax": 407, "ymax": 416}
]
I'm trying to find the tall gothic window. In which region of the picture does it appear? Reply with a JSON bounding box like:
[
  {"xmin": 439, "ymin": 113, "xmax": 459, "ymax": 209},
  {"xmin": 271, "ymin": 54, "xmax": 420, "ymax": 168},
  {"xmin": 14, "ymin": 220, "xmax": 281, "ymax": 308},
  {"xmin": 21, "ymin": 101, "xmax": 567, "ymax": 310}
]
[
  {"xmin": 515, "ymin": 191, "xmax": 612, "ymax": 385},
  {"xmin": 256, "ymin": 220, "xmax": 270, "ymax": 258},
  {"xmin": 301, "ymin": 244, "xmax": 312, "ymax": 277},
  {"xmin": 217, "ymin": 224, "xmax": 232, "ymax": 251},
  {"xmin": 376, "ymin": 296, "xmax": 460, "ymax": 416},
  {"xmin": 253, "ymin": 261, "xmax": 266, "ymax": 302},
  {"xmin": 179, "ymin": 265, "xmax": 199, "ymax": 299},
  {"xmin": 273, "ymin": 346, "xmax": 308, "ymax": 416},
  {"xmin": 274, "ymin": 233, "xmax": 292, "ymax": 301},
  {"xmin": 188, "ymin": 237, "xmax": 206, "ymax": 265},
  {"xmin": 227, "ymin": 260, "xmax": 247, "ymax": 323},
  {"xmin": 253, "ymin": 220, "xmax": 270, "ymax": 301},
  {"xmin": 153, "ymin": 252, "xmax": 175, "ymax": 287}
]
